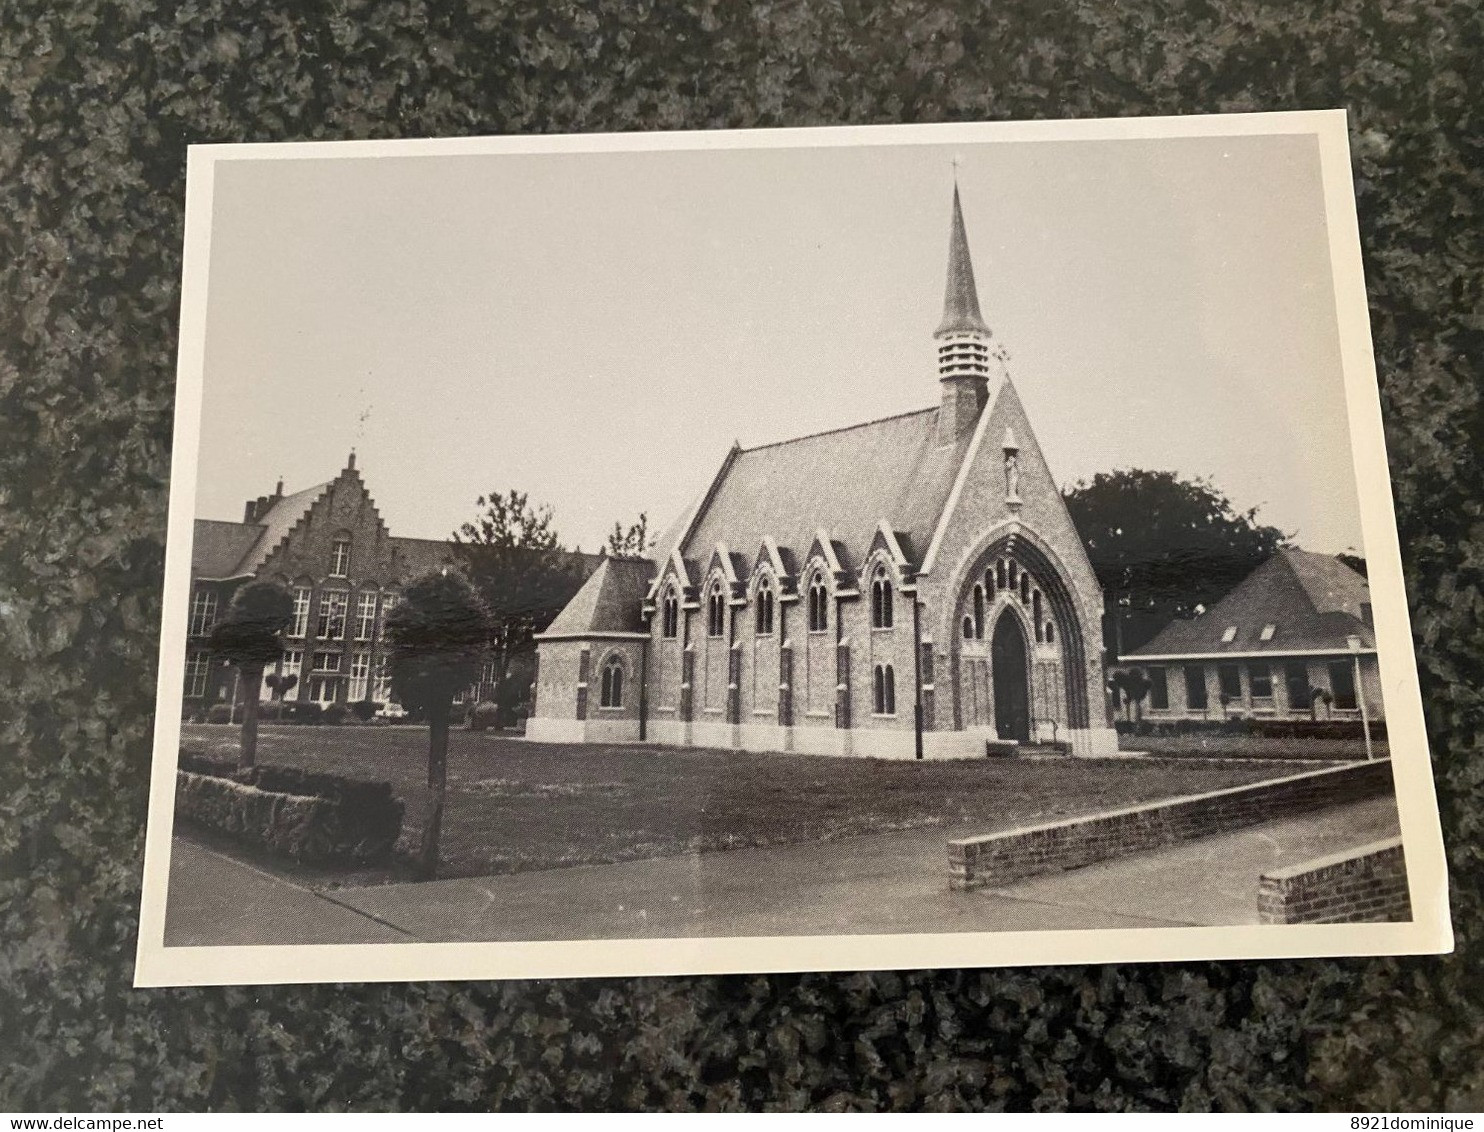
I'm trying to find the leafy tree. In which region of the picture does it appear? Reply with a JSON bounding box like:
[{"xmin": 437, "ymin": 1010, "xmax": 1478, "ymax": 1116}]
[
  {"xmin": 1063, "ymin": 469, "xmax": 1290, "ymax": 656},
  {"xmin": 383, "ymin": 570, "xmax": 492, "ymax": 881},
  {"xmin": 208, "ymin": 581, "xmax": 293, "ymax": 769},
  {"xmin": 449, "ymin": 490, "xmax": 589, "ymax": 713},
  {"xmin": 264, "ymin": 672, "xmax": 298, "ymax": 700},
  {"xmin": 1110, "ymin": 667, "xmax": 1152, "ymax": 722},
  {"xmin": 606, "ymin": 512, "xmax": 654, "ymax": 557}
]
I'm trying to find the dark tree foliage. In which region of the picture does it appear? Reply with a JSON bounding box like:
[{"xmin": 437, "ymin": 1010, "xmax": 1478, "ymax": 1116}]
[
  {"xmin": 208, "ymin": 581, "xmax": 293, "ymax": 768},
  {"xmin": 607, "ymin": 512, "xmax": 654, "ymax": 557},
  {"xmin": 1063, "ymin": 469, "xmax": 1290, "ymax": 656},
  {"xmin": 383, "ymin": 571, "xmax": 492, "ymax": 880}
]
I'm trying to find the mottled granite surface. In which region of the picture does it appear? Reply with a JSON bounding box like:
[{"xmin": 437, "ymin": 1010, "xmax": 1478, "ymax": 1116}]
[{"xmin": 2, "ymin": 0, "xmax": 1481, "ymax": 1112}]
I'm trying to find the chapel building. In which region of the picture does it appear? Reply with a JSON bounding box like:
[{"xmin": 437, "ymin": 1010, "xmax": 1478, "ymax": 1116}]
[{"xmin": 529, "ymin": 186, "xmax": 1118, "ymax": 758}]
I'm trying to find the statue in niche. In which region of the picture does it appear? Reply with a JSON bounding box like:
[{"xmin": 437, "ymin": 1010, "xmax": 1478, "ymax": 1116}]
[{"xmin": 1004, "ymin": 450, "xmax": 1022, "ymax": 504}]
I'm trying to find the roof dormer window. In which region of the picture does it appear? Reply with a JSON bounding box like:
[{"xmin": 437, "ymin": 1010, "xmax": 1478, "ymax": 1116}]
[
  {"xmin": 1259, "ymin": 623, "xmax": 1276, "ymax": 642},
  {"xmin": 1220, "ymin": 625, "xmax": 1238, "ymax": 643}
]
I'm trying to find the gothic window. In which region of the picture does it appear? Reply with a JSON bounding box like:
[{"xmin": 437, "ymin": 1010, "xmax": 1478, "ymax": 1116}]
[
  {"xmin": 755, "ymin": 581, "xmax": 775, "ymax": 636},
  {"xmin": 1020, "ymin": 571, "xmax": 1031, "ymax": 603},
  {"xmin": 330, "ymin": 538, "xmax": 351, "ymax": 578},
  {"xmin": 962, "ymin": 616, "xmax": 974, "ymax": 639},
  {"xmin": 1008, "ymin": 560, "xmax": 1018, "ymax": 588},
  {"xmin": 1045, "ymin": 621, "xmax": 1055, "ymax": 644},
  {"xmin": 1033, "ymin": 591, "xmax": 1043, "ymax": 642},
  {"xmin": 984, "ymin": 567, "xmax": 995, "ymax": 597},
  {"xmin": 188, "ymin": 588, "xmax": 218, "ymax": 637},
  {"xmin": 807, "ymin": 574, "xmax": 829, "ymax": 632},
  {"xmin": 996, "ymin": 559, "xmax": 1008, "ymax": 589},
  {"xmin": 661, "ymin": 589, "xmax": 679, "ymax": 639},
  {"xmin": 873, "ymin": 664, "xmax": 896, "ymax": 715},
  {"xmin": 871, "ymin": 565, "xmax": 893, "ymax": 629},
  {"xmin": 600, "ymin": 655, "xmax": 624, "ymax": 708},
  {"xmin": 707, "ymin": 582, "xmax": 725, "ymax": 637},
  {"xmin": 972, "ymin": 584, "xmax": 985, "ymax": 640}
]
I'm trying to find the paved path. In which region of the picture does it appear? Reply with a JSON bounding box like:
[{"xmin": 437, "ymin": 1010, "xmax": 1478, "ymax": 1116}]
[
  {"xmin": 164, "ymin": 838, "xmax": 412, "ymax": 947},
  {"xmin": 165, "ymin": 795, "xmax": 1400, "ymax": 946}
]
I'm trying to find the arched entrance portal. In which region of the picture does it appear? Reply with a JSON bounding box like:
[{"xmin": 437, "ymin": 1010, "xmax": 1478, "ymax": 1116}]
[{"xmin": 991, "ymin": 611, "xmax": 1030, "ymax": 741}]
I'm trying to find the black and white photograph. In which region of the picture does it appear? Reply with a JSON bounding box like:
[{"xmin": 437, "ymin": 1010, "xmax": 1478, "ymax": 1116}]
[{"xmin": 135, "ymin": 112, "xmax": 1450, "ymax": 986}]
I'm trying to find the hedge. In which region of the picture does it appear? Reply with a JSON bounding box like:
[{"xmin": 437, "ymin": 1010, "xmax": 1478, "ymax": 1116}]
[{"xmin": 175, "ymin": 748, "xmax": 403, "ymax": 864}]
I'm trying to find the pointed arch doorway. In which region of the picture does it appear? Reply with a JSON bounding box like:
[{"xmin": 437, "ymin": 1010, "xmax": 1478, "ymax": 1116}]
[{"xmin": 991, "ymin": 611, "xmax": 1031, "ymax": 742}]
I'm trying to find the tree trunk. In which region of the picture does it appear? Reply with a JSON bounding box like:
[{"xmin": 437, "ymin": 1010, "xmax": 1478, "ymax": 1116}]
[
  {"xmin": 417, "ymin": 700, "xmax": 451, "ymax": 881},
  {"xmin": 238, "ymin": 664, "xmax": 263, "ymax": 770}
]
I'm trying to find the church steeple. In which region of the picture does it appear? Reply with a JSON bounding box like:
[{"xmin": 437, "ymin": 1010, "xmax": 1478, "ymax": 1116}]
[{"xmin": 934, "ymin": 182, "xmax": 993, "ymax": 445}]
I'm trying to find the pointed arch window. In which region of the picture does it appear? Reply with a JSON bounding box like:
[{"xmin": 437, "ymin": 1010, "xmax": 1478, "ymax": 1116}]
[
  {"xmin": 1033, "ymin": 590, "xmax": 1044, "ymax": 642},
  {"xmin": 962, "ymin": 616, "xmax": 975, "ymax": 640},
  {"xmin": 1020, "ymin": 571, "xmax": 1031, "ymax": 603},
  {"xmin": 706, "ymin": 582, "xmax": 726, "ymax": 637},
  {"xmin": 984, "ymin": 567, "xmax": 995, "ymax": 597},
  {"xmin": 600, "ymin": 655, "xmax": 624, "ymax": 708},
  {"xmin": 807, "ymin": 574, "xmax": 829, "ymax": 633},
  {"xmin": 1007, "ymin": 560, "xmax": 1018, "ymax": 589},
  {"xmin": 873, "ymin": 664, "xmax": 896, "ymax": 715},
  {"xmin": 972, "ymin": 584, "xmax": 986, "ymax": 640},
  {"xmin": 755, "ymin": 580, "xmax": 775, "ymax": 636},
  {"xmin": 997, "ymin": 559, "xmax": 1008, "ymax": 590},
  {"xmin": 1045, "ymin": 621, "xmax": 1055, "ymax": 645},
  {"xmin": 661, "ymin": 590, "xmax": 679, "ymax": 639},
  {"xmin": 871, "ymin": 565, "xmax": 894, "ymax": 629}
]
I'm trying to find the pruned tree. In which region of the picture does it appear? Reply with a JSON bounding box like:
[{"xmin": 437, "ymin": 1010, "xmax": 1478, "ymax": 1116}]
[
  {"xmin": 449, "ymin": 490, "xmax": 589, "ymax": 720},
  {"xmin": 208, "ymin": 581, "xmax": 293, "ymax": 769},
  {"xmin": 1063, "ymin": 469, "xmax": 1290, "ymax": 656},
  {"xmin": 607, "ymin": 512, "xmax": 654, "ymax": 558},
  {"xmin": 1110, "ymin": 667, "xmax": 1152, "ymax": 722},
  {"xmin": 264, "ymin": 672, "xmax": 298, "ymax": 700},
  {"xmin": 383, "ymin": 570, "xmax": 492, "ymax": 880}
]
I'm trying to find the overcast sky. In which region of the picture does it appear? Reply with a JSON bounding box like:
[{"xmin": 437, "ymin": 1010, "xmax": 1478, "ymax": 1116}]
[{"xmin": 195, "ymin": 132, "xmax": 1366, "ymax": 556}]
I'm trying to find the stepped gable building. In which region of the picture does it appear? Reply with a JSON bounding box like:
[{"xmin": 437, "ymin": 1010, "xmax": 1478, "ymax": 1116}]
[
  {"xmin": 529, "ymin": 185, "xmax": 1119, "ymax": 758},
  {"xmin": 183, "ymin": 454, "xmax": 597, "ymax": 715},
  {"xmin": 1122, "ymin": 549, "xmax": 1383, "ymax": 721}
]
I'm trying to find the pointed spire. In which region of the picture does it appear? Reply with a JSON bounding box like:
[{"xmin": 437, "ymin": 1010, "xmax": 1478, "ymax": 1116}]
[{"xmin": 934, "ymin": 183, "xmax": 991, "ymax": 338}]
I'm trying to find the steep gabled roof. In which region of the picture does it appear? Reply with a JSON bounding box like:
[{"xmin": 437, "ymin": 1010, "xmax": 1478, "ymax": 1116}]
[
  {"xmin": 230, "ymin": 481, "xmax": 331, "ymax": 576},
  {"xmin": 1128, "ymin": 550, "xmax": 1373, "ymax": 658},
  {"xmin": 680, "ymin": 405, "xmax": 972, "ymax": 573},
  {"xmin": 191, "ymin": 519, "xmax": 264, "ymax": 580},
  {"xmin": 540, "ymin": 556, "xmax": 653, "ymax": 637}
]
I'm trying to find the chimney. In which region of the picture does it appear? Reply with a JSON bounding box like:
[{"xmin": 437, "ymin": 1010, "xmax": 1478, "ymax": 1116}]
[
  {"xmin": 243, "ymin": 499, "xmax": 257, "ymax": 523},
  {"xmin": 274, "ymin": 479, "xmax": 284, "ymax": 498}
]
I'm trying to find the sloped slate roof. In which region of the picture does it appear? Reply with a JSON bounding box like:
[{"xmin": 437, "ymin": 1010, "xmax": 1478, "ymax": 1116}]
[
  {"xmin": 1128, "ymin": 550, "xmax": 1374, "ymax": 658},
  {"xmin": 231, "ymin": 482, "xmax": 330, "ymax": 576},
  {"xmin": 191, "ymin": 519, "xmax": 264, "ymax": 580},
  {"xmin": 681, "ymin": 405, "xmax": 969, "ymax": 573},
  {"xmin": 935, "ymin": 184, "xmax": 992, "ymax": 338},
  {"xmin": 387, "ymin": 536, "xmax": 454, "ymax": 581},
  {"xmin": 542, "ymin": 555, "xmax": 653, "ymax": 636}
]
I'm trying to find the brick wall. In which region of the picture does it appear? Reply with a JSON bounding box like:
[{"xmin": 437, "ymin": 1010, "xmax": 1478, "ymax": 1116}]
[
  {"xmin": 1257, "ymin": 837, "xmax": 1411, "ymax": 924},
  {"xmin": 949, "ymin": 758, "xmax": 1396, "ymax": 890}
]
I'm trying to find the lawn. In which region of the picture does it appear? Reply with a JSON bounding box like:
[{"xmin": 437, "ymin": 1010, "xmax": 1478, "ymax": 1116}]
[{"xmin": 179, "ymin": 724, "xmax": 1335, "ymax": 881}]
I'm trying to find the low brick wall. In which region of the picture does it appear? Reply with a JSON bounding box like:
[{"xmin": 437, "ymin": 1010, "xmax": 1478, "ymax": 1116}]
[
  {"xmin": 949, "ymin": 758, "xmax": 1395, "ymax": 890},
  {"xmin": 1257, "ymin": 837, "xmax": 1411, "ymax": 924}
]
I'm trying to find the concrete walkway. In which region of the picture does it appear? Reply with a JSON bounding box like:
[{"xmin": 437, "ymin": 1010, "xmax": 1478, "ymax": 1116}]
[
  {"xmin": 164, "ymin": 795, "xmax": 1400, "ymax": 947},
  {"xmin": 164, "ymin": 838, "xmax": 413, "ymax": 947}
]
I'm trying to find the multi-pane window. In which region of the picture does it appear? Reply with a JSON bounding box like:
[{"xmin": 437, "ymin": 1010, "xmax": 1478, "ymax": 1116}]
[
  {"xmin": 289, "ymin": 586, "xmax": 311, "ymax": 638},
  {"xmin": 312, "ymin": 651, "xmax": 340, "ymax": 672},
  {"xmin": 1327, "ymin": 660, "xmax": 1358, "ymax": 711},
  {"xmin": 378, "ymin": 592, "xmax": 399, "ymax": 638},
  {"xmin": 1184, "ymin": 665, "xmax": 1209, "ymax": 710},
  {"xmin": 754, "ymin": 582, "xmax": 774, "ymax": 636},
  {"xmin": 348, "ymin": 651, "xmax": 371, "ymax": 701},
  {"xmin": 807, "ymin": 576, "xmax": 829, "ymax": 632},
  {"xmin": 317, "ymin": 591, "xmax": 348, "ymax": 640},
  {"xmin": 661, "ymin": 591, "xmax": 679, "ymax": 639},
  {"xmin": 372, "ymin": 657, "xmax": 393, "ymax": 704},
  {"xmin": 280, "ymin": 649, "xmax": 303, "ymax": 701},
  {"xmin": 870, "ymin": 566, "xmax": 893, "ymax": 629},
  {"xmin": 1218, "ymin": 664, "xmax": 1242, "ymax": 701},
  {"xmin": 706, "ymin": 583, "xmax": 725, "ymax": 637},
  {"xmin": 184, "ymin": 650, "xmax": 211, "ymax": 698},
  {"xmin": 355, "ymin": 592, "xmax": 377, "ymax": 641},
  {"xmin": 872, "ymin": 664, "xmax": 896, "ymax": 715},
  {"xmin": 188, "ymin": 588, "xmax": 218, "ymax": 637},
  {"xmin": 600, "ymin": 655, "xmax": 624, "ymax": 708},
  {"xmin": 330, "ymin": 538, "xmax": 351, "ymax": 578},
  {"xmin": 1148, "ymin": 666, "xmax": 1169, "ymax": 710},
  {"xmin": 1250, "ymin": 666, "xmax": 1274, "ymax": 702}
]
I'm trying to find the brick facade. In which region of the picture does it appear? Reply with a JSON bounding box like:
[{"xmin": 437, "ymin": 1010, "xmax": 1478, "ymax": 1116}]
[{"xmin": 1257, "ymin": 837, "xmax": 1411, "ymax": 924}]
